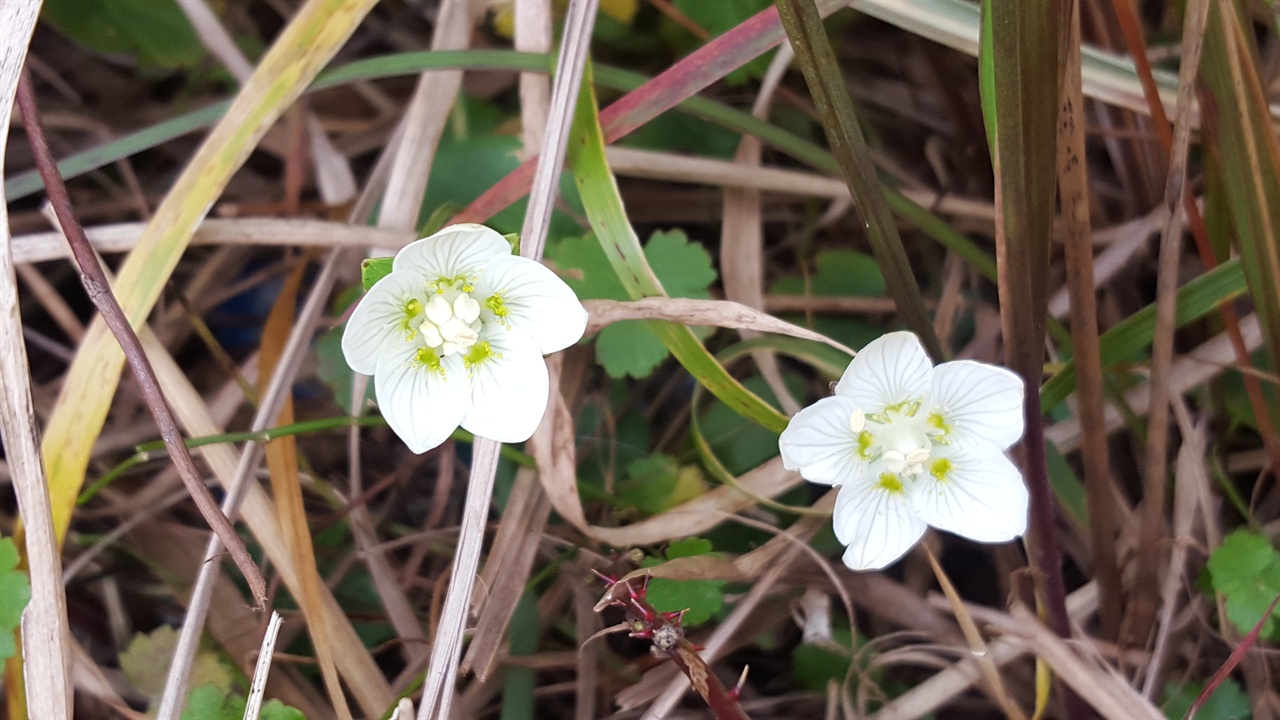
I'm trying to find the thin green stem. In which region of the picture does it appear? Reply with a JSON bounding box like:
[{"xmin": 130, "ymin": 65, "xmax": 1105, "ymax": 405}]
[{"xmin": 80, "ymin": 416, "xmax": 536, "ymax": 506}]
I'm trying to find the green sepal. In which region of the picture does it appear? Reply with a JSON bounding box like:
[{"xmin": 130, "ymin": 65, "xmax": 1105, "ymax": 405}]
[{"xmin": 360, "ymin": 257, "xmax": 394, "ymax": 291}]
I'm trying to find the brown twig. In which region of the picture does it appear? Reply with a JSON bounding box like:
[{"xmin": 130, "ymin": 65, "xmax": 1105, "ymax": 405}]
[{"xmin": 15, "ymin": 68, "xmax": 267, "ymax": 609}]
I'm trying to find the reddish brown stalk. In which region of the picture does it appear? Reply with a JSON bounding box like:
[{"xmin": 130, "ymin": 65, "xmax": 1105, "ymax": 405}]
[
  {"xmin": 595, "ymin": 574, "xmax": 750, "ymax": 720},
  {"xmin": 1058, "ymin": 2, "xmax": 1122, "ymax": 640},
  {"xmin": 1187, "ymin": 590, "xmax": 1280, "ymax": 720},
  {"xmin": 1108, "ymin": 0, "xmax": 1279, "ymax": 467},
  {"xmin": 15, "ymin": 70, "xmax": 267, "ymax": 608}
]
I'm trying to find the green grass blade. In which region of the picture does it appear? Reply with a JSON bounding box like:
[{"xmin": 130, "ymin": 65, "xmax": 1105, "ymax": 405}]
[
  {"xmin": 569, "ymin": 67, "xmax": 788, "ymax": 433},
  {"xmin": 1198, "ymin": 1, "xmax": 1280, "ymax": 425},
  {"xmin": 775, "ymin": 0, "xmax": 942, "ymax": 360}
]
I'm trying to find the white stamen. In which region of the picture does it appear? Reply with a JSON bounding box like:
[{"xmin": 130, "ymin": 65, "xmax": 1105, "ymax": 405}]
[
  {"xmin": 454, "ymin": 294, "xmax": 480, "ymax": 323},
  {"xmin": 425, "ymin": 295, "xmax": 452, "ymax": 325}
]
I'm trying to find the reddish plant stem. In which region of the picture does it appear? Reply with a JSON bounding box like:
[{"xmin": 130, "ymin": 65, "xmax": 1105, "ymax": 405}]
[
  {"xmin": 598, "ymin": 576, "xmax": 750, "ymax": 720},
  {"xmin": 1108, "ymin": 0, "xmax": 1279, "ymax": 467},
  {"xmin": 1188, "ymin": 591, "xmax": 1280, "ymax": 720},
  {"xmin": 15, "ymin": 69, "xmax": 267, "ymax": 608}
]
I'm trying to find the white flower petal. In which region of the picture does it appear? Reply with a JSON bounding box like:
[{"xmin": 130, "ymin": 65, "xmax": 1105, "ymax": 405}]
[
  {"xmin": 910, "ymin": 442, "xmax": 1028, "ymax": 543},
  {"xmin": 342, "ymin": 270, "xmax": 428, "ymax": 375},
  {"xmin": 393, "ymin": 223, "xmax": 510, "ymax": 279},
  {"xmin": 778, "ymin": 396, "xmax": 867, "ymax": 486},
  {"xmin": 474, "ymin": 255, "xmax": 588, "ymax": 354},
  {"xmin": 832, "ymin": 475, "xmax": 927, "ymax": 570},
  {"xmin": 460, "ymin": 327, "xmax": 550, "ymax": 443},
  {"xmin": 835, "ymin": 331, "xmax": 934, "ymax": 411},
  {"xmin": 374, "ymin": 351, "xmax": 471, "ymax": 454},
  {"xmin": 930, "ymin": 360, "xmax": 1025, "ymax": 450}
]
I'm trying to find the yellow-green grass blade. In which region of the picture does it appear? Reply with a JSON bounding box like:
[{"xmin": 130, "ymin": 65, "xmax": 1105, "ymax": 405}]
[
  {"xmin": 39, "ymin": 0, "xmax": 378, "ymax": 545},
  {"xmin": 1199, "ymin": 0, "xmax": 1280, "ymax": 427},
  {"xmin": 569, "ymin": 67, "xmax": 788, "ymax": 433}
]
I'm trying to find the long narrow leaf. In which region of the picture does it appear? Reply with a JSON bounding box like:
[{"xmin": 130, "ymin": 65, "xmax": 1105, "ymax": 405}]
[
  {"xmin": 38, "ymin": 0, "xmax": 378, "ymax": 546},
  {"xmin": 775, "ymin": 0, "xmax": 942, "ymax": 360},
  {"xmin": 569, "ymin": 68, "xmax": 788, "ymax": 433},
  {"xmin": 1198, "ymin": 0, "xmax": 1280, "ymax": 431}
]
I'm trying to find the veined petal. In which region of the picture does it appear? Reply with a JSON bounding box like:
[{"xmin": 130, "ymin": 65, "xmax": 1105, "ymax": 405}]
[
  {"xmin": 393, "ymin": 223, "xmax": 510, "ymax": 280},
  {"xmin": 779, "ymin": 396, "xmax": 868, "ymax": 486},
  {"xmin": 342, "ymin": 269, "xmax": 429, "ymax": 375},
  {"xmin": 374, "ymin": 351, "xmax": 470, "ymax": 454},
  {"xmin": 832, "ymin": 473, "xmax": 927, "ymax": 570},
  {"xmin": 460, "ymin": 327, "xmax": 550, "ymax": 443},
  {"xmin": 474, "ymin": 255, "xmax": 588, "ymax": 354},
  {"xmin": 910, "ymin": 442, "xmax": 1028, "ymax": 543},
  {"xmin": 835, "ymin": 331, "xmax": 934, "ymax": 412},
  {"xmin": 930, "ymin": 360, "xmax": 1025, "ymax": 449}
]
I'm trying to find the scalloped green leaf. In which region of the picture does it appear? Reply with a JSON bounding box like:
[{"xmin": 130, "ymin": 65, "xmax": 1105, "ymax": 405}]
[
  {"xmin": 1207, "ymin": 529, "xmax": 1280, "ymax": 639},
  {"xmin": 643, "ymin": 537, "xmax": 724, "ymax": 626},
  {"xmin": 556, "ymin": 229, "xmax": 716, "ymax": 379}
]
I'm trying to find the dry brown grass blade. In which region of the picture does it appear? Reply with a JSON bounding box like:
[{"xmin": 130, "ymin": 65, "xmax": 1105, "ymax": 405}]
[
  {"xmin": 1048, "ymin": 313, "xmax": 1264, "ymax": 452},
  {"xmin": 140, "ymin": 328, "xmax": 394, "ymax": 716},
  {"xmin": 574, "ymin": 583, "xmax": 601, "ymax": 720},
  {"xmin": 39, "ymin": 0, "xmax": 377, "ymax": 554},
  {"xmin": 923, "ymin": 546, "xmax": 1025, "ymax": 720},
  {"xmin": 583, "ymin": 297, "xmax": 855, "ymax": 355},
  {"xmin": 1141, "ymin": 398, "xmax": 1210, "ymax": 699},
  {"xmin": 1056, "ymin": 0, "xmax": 1121, "ymax": 642},
  {"xmin": 1126, "ymin": 0, "xmax": 1211, "ymax": 646},
  {"xmin": 420, "ymin": 4, "xmax": 597, "ymax": 716},
  {"xmin": 12, "ymin": 219, "xmax": 416, "ymax": 263},
  {"xmin": 172, "ymin": 0, "xmax": 356, "ymax": 204},
  {"xmin": 379, "ymin": 0, "xmax": 474, "ymax": 233},
  {"xmin": 152, "ymin": 244, "xmax": 327, "ymax": 713},
  {"xmin": 258, "ymin": 257, "xmax": 350, "ymax": 718},
  {"xmin": 461, "ymin": 467, "xmax": 552, "ymax": 678},
  {"xmin": 1006, "ymin": 604, "xmax": 1162, "ymax": 719},
  {"xmin": 873, "ymin": 584, "xmax": 1099, "ymax": 720},
  {"xmin": 244, "ymin": 611, "xmax": 285, "ymax": 720},
  {"xmin": 529, "ymin": 354, "xmax": 590, "ymax": 531},
  {"xmin": 605, "ymin": 146, "xmax": 996, "ymax": 222},
  {"xmin": 591, "ymin": 457, "xmax": 800, "ymax": 547},
  {"xmin": 515, "ymin": 0, "xmax": 553, "ymax": 154},
  {"xmin": 0, "ymin": 4, "xmax": 71, "ymax": 717},
  {"xmin": 122, "ymin": 521, "xmax": 327, "ymax": 718},
  {"xmin": 721, "ymin": 45, "xmax": 799, "ymax": 416}
]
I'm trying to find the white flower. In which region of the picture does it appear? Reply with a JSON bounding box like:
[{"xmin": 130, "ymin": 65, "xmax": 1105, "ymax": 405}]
[
  {"xmin": 342, "ymin": 224, "xmax": 588, "ymax": 453},
  {"xmin": 779, "ymin": 331, "xmax": 1029, "ymax": 570}
]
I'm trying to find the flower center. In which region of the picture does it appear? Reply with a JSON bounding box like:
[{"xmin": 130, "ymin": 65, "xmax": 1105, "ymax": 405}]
[
  {"xmin": 877, "ymin": 409, "xmax": 931, "ymax": 477},
  {"xmin": 420, "ymin": 291, "xmax": 482, "ymax": 357},
  {"xmin": 853, "ymin": 406, "xmax": 934, "ymax": 477}
]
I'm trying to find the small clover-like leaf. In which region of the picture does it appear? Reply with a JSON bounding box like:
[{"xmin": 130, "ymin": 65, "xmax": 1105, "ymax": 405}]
[
  {"xmin": 643, "ymin": 229, "xmax": 717, "ymax": 299},
  {"xmin": 643, "ymin": 537, "xmax": 725, "ymax": 626},
  {"xmin": 181, "ymin": 684, "xmax": 243, "ymax": 720},
  {"xmin": 1207, "ymin": 529, "xmax": 1280, "ymax": 639},
  {"xmin": 259, "ymin": 699, "xmax": 307, "ymax": 720},
  {"xmin": 555, "ymin": 230, "xmax": 717, "ymax": 378},
  {"xmin": 0, "ymin": 537, "xmax": 31, "ymax": 660},
  {"xmin": 121, "ymin": 626, "xmax": 233, "ymax": 710},
  {"xmin": 594, "ymin": 322, "xmax": 671, "ymax": 382}
]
